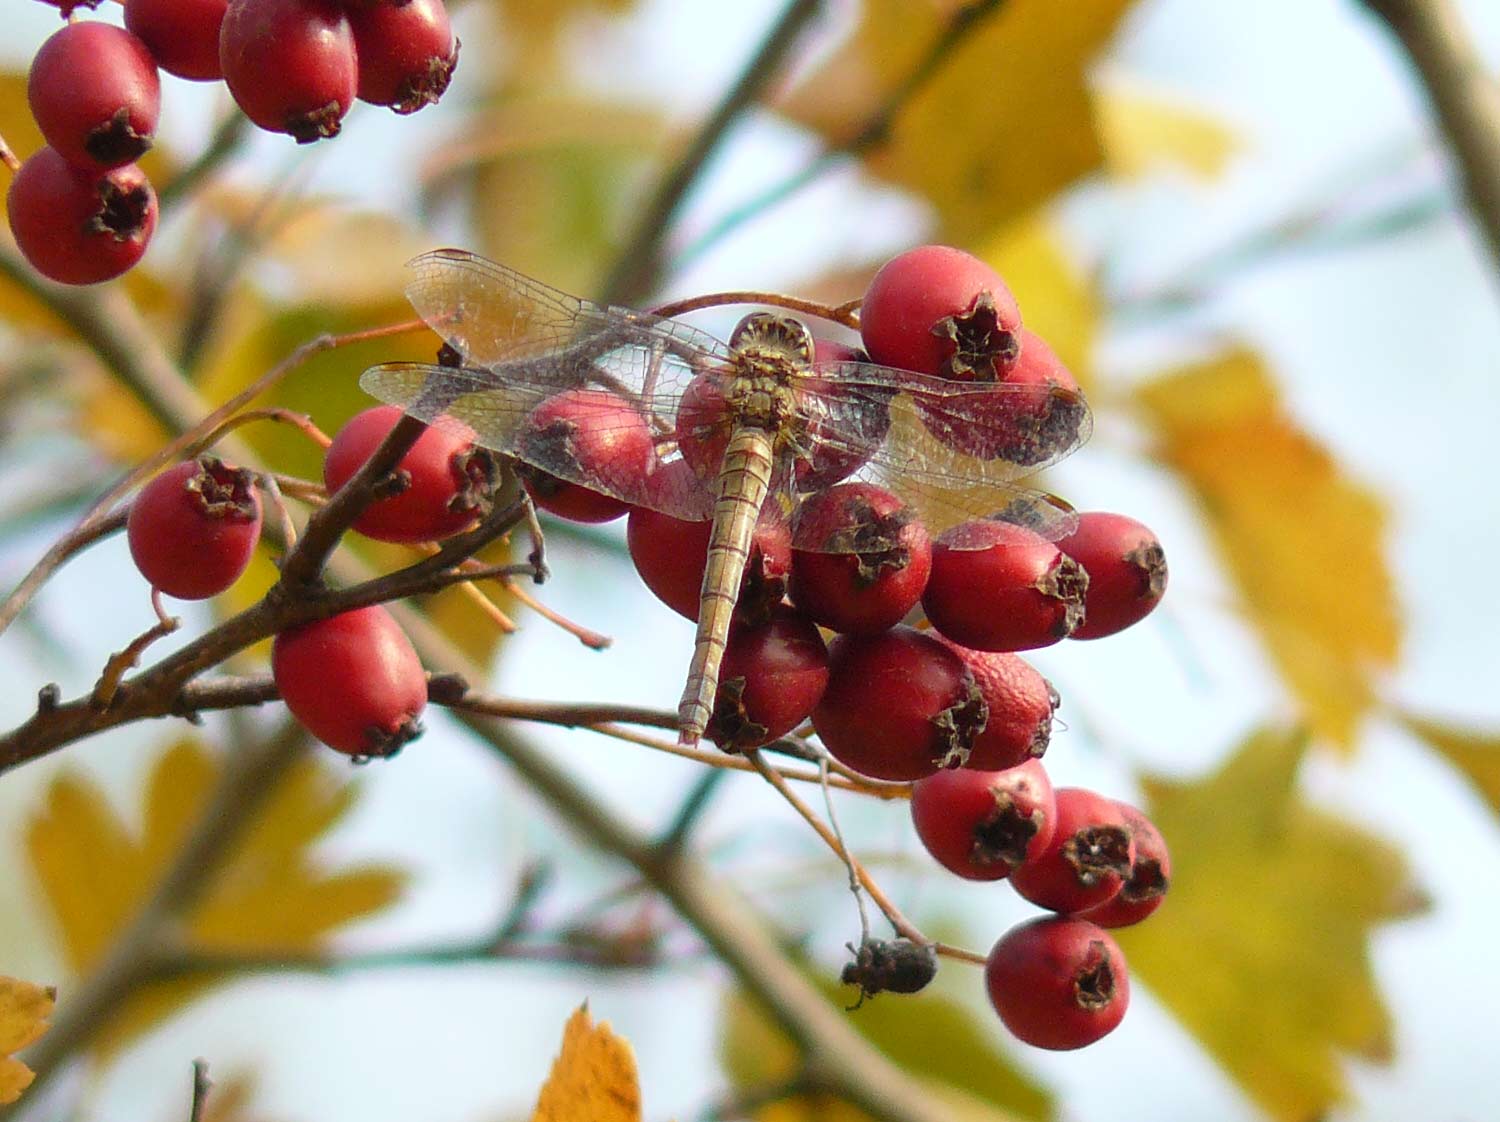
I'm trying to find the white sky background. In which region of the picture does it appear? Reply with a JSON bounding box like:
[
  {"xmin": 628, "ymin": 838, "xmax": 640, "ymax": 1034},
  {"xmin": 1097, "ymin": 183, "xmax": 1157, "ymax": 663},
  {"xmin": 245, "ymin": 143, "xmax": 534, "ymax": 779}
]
[{"xmin": 3, "ymin": 1, "xmax": 1500, "ymax": 1120}]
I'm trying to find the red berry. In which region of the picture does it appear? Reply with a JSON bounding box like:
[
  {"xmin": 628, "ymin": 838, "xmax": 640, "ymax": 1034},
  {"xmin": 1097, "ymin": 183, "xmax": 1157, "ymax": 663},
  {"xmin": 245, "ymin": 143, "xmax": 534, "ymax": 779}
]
[
  {"xmin": 27, "ymin": 22, "xmax": 160, "ymax": 170},
  {"xmin": 347, "ymin": 0, "xmax": 458, "ymax": 114},
  {"xmin": 127, "ymin": 457, "xmax": 262, "ymax": 600},
  {"xmin": 1055, "ymin": 511, "xmax": 1168, "ymax": 639},
  {"xmin": 272, "ymin": 604, "xmax": 426, "ymax": 758},
  {"xmin": 628, "ymin": 462, "xmax": 789, "ymax": 623},
  {"xmin": 126, "ymin": 0, "xmax": 229, "ymax": 81},
  {"xmin": 1010, "ymin": 787, "xmax": 1136, "ymax": 915},
  {"xmin": 1081, "ymin": 802, "xmax": 1170, "ymax": 928},
  {"xmin": 706, "ymin": 608, "xmax": 829, "ymax": 750},
  {"xmin": 323, "ymin": 405, "xmax": 496, "ymax": 543},
  {"xmin": 220, "ymin": 0, "xmax": 357, "ymax": 142},
  {"xmin": 922, "ymin": 520, "xmax": 1087, "ymax": 651},
  {"xmin": 910, "ymin": 759, "xmax": 1055, "ymax": 881},
  {"xmin": 518, "ymin": 389, "xmax": 656, "ymax": 523},
  {"xmin": 790, "ymin": 482, "xmax": 931, "ymax": 634},
  {"xmin": 933, "ymin": 635, "xmax": 1056, "ymax": 770},
  {"xmin": 7, "ymin": 149, "xmax": 157, "ymax": 285},
  {"xmin": 674, "ymin": 372, "xmax": 732, "ymax": 482},
  {"xmin": 860, "ymin": 245, "xmax": 1022, "ymax": 381},
  {"xmin": 811, "ymin": 625, "xmax": 987, "ymax": 781},
  {"xmin": 985, "ymin": 917, "xmax": 1130, "ymax": 1050}
]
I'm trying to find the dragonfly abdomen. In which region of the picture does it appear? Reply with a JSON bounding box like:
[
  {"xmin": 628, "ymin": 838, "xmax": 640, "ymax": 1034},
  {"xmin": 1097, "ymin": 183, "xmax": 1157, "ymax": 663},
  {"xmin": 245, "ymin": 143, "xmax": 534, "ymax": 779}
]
[{"xmin": 677, "ymin": 425, "xmax": 777, "ymax": 746}]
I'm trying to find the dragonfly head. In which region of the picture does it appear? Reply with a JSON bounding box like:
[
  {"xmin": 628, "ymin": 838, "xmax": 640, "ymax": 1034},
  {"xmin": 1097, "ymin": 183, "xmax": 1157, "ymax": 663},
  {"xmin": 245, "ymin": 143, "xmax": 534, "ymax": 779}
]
[{"xmin": 728, "ymin": 312, "xmax": 815, "ymax": 370}]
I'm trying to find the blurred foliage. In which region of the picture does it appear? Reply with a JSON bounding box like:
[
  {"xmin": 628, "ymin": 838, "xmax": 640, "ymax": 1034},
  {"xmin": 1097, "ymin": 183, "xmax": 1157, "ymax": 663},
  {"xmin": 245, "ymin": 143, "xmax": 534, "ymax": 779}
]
[
  {"xmin": 0, "ymin": 977, "xmax": 52, "ymax": 1105},
  {"xmin": 1401, "ymin": 712, "xmax": 1500, "ymax": 815},
  {"xmin": 1117, "ymin": 726, "xmax": 1427, "ymax": 1121},
  {"xmin": 25, "ymin": 739, "xmax": 403, "ymax": 1057},
  {"xmin": 528, "ymin": 1005, "xmax": 641, "ymax": 1122}
]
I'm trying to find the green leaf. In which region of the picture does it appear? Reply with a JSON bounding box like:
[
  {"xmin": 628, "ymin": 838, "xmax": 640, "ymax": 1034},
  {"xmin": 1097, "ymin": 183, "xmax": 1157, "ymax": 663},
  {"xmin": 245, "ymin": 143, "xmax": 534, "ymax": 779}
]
[{"xmin": 1117, "ymin": 726, "xmax": 1426, "ymax": 1121}]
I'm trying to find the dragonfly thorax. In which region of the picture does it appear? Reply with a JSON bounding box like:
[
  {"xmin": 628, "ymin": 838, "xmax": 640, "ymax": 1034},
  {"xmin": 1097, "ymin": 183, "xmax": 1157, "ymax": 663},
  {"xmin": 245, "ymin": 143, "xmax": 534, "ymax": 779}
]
[{"xmin": 720, "ymin": 311, "xmax": 817, "ymax": 437}]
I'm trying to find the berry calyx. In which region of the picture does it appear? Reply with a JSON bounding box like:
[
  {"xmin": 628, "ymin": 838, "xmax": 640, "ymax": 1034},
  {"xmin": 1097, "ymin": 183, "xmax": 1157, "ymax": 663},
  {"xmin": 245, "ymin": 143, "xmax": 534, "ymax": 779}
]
[
  {"xmin": 1081, "ymin": 802, "xmax": 1171, "ymax": 928},
  {"xmin": 220, "ymin": 0, "xmax": 358, "ymax": 142},
  {"xmin": 27, "ymin": 22, "xmax": 161, "ymax": 170},
  {"xmin": 272, "ymin": 604, "xmax": 427, "ymax": 758},
  {"xmin": 985, "ymin": 917, "xmax": 1130, "ymax": 1050},
  {"xmin": 859, "ymin": 245, "xmax": 1022, "ymax": 381},
  {"xmin": 706, "ymin": 608, "xmax": 829, "ymax": 750},
  {"xmin": 7, "ymin": 149, "xmax": 157, "ymax": 285},
  {"xmin": 910, "ymin": 759, "xmax": 1055, "ymax": 881},
  {"xmin": 125, "ymin": 0, "xmax": 230, "ymax": 81},
  {"xmin": 1055, "ymin": 511, "xmax": 1168, "ymax": 640},
  {"xmin": 932, "ymin": 636, "xmax": 1057, "ymax": 770},
  {"xmin": 922, "ymin": 519, "xmax": 1087, "ymax": 651},
  {"xmin": 347, "ymin": 0, "xmax": 459, "ymax": 114},
  {"xmin": 811, "ymin": 625, "xmax": 987, "ymax": 781},
  {"xmin": 323, "ymin": 405, "xmax": 496, "ymax": 543},
  {"xmin": 790, "ymin": 481, "xmax": 931, "ymax": 634},
  {"xmin": 126, "ymin": 457, "xmax": 262, "ymax": 600},
  {"xmin": 517, "ymin": 389, "xmax": 656, "ymax": 523},
  {"xmin": 1009, "ymin": 787, "xmax": 1137, "ymax": 915}
]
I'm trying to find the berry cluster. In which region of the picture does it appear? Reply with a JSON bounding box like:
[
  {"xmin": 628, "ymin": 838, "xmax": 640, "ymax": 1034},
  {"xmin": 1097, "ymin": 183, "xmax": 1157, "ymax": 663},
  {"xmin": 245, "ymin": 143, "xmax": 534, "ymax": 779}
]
[
  {"xmin": 508, "ymin": 244, "xmax": 1170, "ymax": 1048},
  {"xmin": 7, "ymin": 1, "xmax": 457, "ymax": 286}
]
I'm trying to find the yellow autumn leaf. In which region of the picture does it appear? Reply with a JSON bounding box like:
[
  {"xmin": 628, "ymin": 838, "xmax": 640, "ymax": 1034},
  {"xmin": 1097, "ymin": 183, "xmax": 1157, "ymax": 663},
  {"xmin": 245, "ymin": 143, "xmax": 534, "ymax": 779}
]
[
  {"xmin": 1399, "ymin": 712, "xmax": 1500, "ymax": 815},
  {"xmin": 530, "ymin": 1005, "xmax": 641, "ymax": 1122},
  {"xmin": 25, "ymin": 739, "xmax": 405, "ymax": 1054},
  {"xmin": 1094, "ymin": 82, "xmax": 1241, "ymax": 180},
  {"xmin": 1116, "ymin": 726, "xmax": 1426, "ymax": 1121},
  {"xmin": 0, "ymin": 976, "xmax": 54, "ymax": 1105},
  {"xmin": 1134, "ymin": 349, "xmax": 1400, "ymax": 747},
  {"xmin": 781, "ymin": 0, "xmax": 1137, "ymax": 242}
]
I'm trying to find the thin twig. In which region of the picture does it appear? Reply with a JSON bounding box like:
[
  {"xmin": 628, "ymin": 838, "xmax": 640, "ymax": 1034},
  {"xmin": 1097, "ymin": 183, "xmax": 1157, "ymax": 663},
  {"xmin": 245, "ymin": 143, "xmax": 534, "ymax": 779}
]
[
  {"xmin": 650, "ymin": 288, "xmax": 861, "ymax": 328},
  {"xmin": 187, "ymin": 1059, "xmax": 212, "ymax": 1122}
]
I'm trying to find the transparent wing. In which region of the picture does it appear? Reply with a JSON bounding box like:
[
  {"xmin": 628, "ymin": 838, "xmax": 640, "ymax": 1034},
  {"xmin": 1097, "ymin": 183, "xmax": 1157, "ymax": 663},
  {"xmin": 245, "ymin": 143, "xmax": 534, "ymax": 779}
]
[{"xmin": 786, "ymin": 362, "xmax": 1092, "ymax": 549}]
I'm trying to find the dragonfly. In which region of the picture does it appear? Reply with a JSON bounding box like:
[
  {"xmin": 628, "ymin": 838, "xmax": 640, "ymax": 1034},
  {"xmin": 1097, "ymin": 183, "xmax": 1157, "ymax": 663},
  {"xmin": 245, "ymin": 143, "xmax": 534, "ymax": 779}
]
[{"xmin": 360, "ymin": 248, "xmax": 1092, "ymax": 747}]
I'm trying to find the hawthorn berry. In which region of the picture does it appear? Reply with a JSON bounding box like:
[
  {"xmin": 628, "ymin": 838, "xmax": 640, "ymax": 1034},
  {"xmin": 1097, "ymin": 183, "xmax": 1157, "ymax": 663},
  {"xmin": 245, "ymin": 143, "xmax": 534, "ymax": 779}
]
[
  {"xmin": 910, "ymin": 759, "xmax": 1055, "ymax": 881},
  {"xmin": 706, "ymin": 608, "xmax": 829, "ymax": 750},
  {"xmin": 220, "ymin": 0, "xmax": 358, "ymax": 142},
  {"xmin": 1009, "ymin": 787, "xmax": 1136, "ymax": 915},
  {"xmin": 27, "ymin": 22, "xmax": 161, "ymax": 170},
  {"xmin": 323, "ymin": 405, "xmax": 496, "ymax": 543},
  {"xmin": 985, "ymin": 917, "xmax": 1130, "ymax": 1050},
  {"xmin": 627, "ymin": 462, "xmax": 789, "ymax": 623},
  {"xmin": 1081, "ymin": 802, "xmax": 1170, "ymax": 928},
  {"xmin": 933, "ymin": 636, "xmax": 1056, "ymax": 770},
  {"xmin": 793, "ymin": 339, "xmax": 890, "ymax": 491},
  {"xmin": 347, "ymin": 0, "xmax": 459, "ymax": 114},
  {"xmin": 790, "ymin": 482, "xmax": 931, "ymax": 634},
  {"xmin": 126, "ymin": 0, "xmax": 229, "ymax": 81},
  {"xmin": 7, "ymin": 149, "xmax": 157, "ymax": 285},
  {"xmin": 126, "ymin": 457, "xmax": 262, "ymax": 600},
  {"xmin": 811, "ymin": 625, "xmax": 986, "ymax": 781},
  {"xmin": 1056, "ymin": 511, "xmax": 1168, "ymax": 640},
  {"xmin": 674, "ymin": 372, "xmax": 732, "ymax": 482},
  {"xmin": 272, "ymin": 604, "xmax": 427, "ymax": 758},
  {"xmin": 860, "ymin": 245, "xmax": 1022, "ymax": 382},
  {"xmin": 922, "ymin": 519, "xmax": 1087, "ymax": 651},
  {"xmin": 517, "ymin": 389, "xmax": 656, "ymax": 523}
]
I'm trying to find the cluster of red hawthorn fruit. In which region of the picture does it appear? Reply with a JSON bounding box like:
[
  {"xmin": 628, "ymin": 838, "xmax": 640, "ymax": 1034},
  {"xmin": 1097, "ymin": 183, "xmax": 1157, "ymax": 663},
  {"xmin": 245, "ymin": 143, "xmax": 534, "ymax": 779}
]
[
  {"xmin": 7, "ymin": 0, "xmax": 457, "ymax": 285},
  {"xmin": 120, "ymin": 244, "xmax": 1168, "ymax": 1052}
]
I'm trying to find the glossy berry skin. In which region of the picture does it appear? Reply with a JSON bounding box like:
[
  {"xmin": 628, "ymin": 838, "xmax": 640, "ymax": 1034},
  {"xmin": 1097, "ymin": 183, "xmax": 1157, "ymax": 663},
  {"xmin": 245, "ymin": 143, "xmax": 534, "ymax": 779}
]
[
  {"xmin": 910, "ymin": 759, "xmax": 1055, "ymax": 881},
  {"xmin": 628, "ymin": 462, "xmax": 789, "ymax": 624},
  {"xmin": 706, "ymin": 608, "xmax": 829, "ymax": 750},
  {"xmin": 126, "ymin": 0, "xmax": 229, "ymax": 80},
  {"xmin": 1010, "ymin": 787, "xmax": 1137, "ymax": 915},
  {"xmin": 518, "ymin": 389, "xmax": 655, "ymax": 523},
  {"xmin": 272, "ymin": 605, "xmax": 426, "ymax": 758},
  {"xmin": 1056, "ymin": 511, "xmax": 1168, "ymax": 640},
  {"xmin": 28, "ymin": 23, "xmax": 160, "ymax": 170},
  {"xmin": 7, "ymin": 150, "xmax": 157, "ymax": 285},
  {"xmin": 220, "ymin": 0, "xmax": 358, "ymax": 142},
  {"xmin": 811, "ymin": 625, "xmax": 987, "ymax": 781},
  {"xmin": 985, "ymin": 917, "xmax": 1130, "ymax": 1050},
  {"xmin": 323, "ymin": 405, "xmax": 495, "ymax": 543},
  {"xmin": 127, "ymin": 457, "xmax": 262, "ymax": 600},
  {"xmin": 347, "ymin": 0, "xmax": 458, "ymax": 113},
  {"xmin": 790, "ymin": 482, "xmax": 931, "ymax": 634},
  {"xmin": 860, "ymin": 245, "xmax": 1022, "ymax": 382},
  {"xmin": 922, "ymin": 520, "xmax": 1087, "ymax": 651},
  {"xmin": 1081, "ymin": 802, "xmax": 1170, "ymax": 928},
  {"xmin": 933, "ymin": 636, "xmax": 1056, "ymax": 770}
]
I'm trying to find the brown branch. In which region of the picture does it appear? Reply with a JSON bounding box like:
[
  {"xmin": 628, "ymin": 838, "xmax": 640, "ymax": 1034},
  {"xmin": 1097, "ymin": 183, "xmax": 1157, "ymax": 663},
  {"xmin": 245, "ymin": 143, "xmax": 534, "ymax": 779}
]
[
  {"xmin": 187, "ymin": 1059, "xmax": 212, "ymax": 1122},
  {"xmin": 1363, "ymin": 0, "xmax": 1500, "ymax": 279}
]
